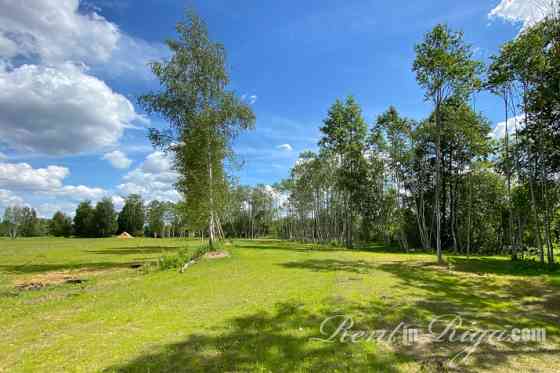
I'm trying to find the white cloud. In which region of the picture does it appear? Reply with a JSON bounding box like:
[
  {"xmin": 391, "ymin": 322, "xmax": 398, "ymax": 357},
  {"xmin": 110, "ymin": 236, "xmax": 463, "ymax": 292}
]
[
  {"xmin": 264, "ymin": 184, "xmax": 289, "ymax": 208},
  {"xmin": 103, "ymin": 150, "xmax": 132, "ymax": 169},
  {"xmin": 55, "ymin": 185, "xmax": 108, "ymax": 201},
  {"xmin": 490, "ymin": 115, "xmax": 526, "ymax": 140},
  {"xmin": 489, "ymin": 0, "xmax": 556, "ymax": 31},
  {"xmin": 118, "ymin": 151, "xmax": 180, "ymax": 202},
  {"xmin": 0, "ymin": 63, "xmax": 143, "ymax": 155},
  {"xmin": 276, "ymin": 144, "xmax": 294, "ymax": 152},
  {"xmin": 141, "ymin": 151, "xmax": 174, "ymax": 174},
  {"xmin": 36, "ymin": 202, "xmax": 78, "ymax": 218},
  {"xmin": 242, "ymin": 94, "xmax": 258, "ymax": 105},
  {"xmin": 0, "ymin": 0, "xmax": 119, "ymax": 64},
  {"xmin": 111, "ymin": 195, "xmax": 125, "ymax": 211},
  {"xmin": 0, "ymin": 161, "xmax": 110, "ymax": 217},
  {"xmin": 0, "ymin": 189, "xmax": 25, "ymax": 209},
  {"xmin": 0, "ymin": 152, "xmax": 7, "ymax": 160},
  {"xmin": 94, "ymin": 34, "xmax": 169, "ymax": 82},
  {"xmin": 0, "ymin": 34, "xmax": 18, "ymax": 58},
  {"xmin": 0, "ymin": 162, "xmax": 69, "ymax": 191}
]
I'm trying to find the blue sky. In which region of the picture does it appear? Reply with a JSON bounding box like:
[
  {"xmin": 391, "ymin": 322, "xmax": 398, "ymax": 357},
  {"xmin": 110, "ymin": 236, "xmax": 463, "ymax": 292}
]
[{"xmin": 0, "ymin": 0, "xmax": 548, "ymax": 217}]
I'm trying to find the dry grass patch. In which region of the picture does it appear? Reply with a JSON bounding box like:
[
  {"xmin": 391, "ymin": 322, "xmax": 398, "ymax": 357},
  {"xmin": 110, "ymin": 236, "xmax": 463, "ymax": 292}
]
[{"xmin": 14, "ymin": 268, "xmax": 118, "ymax": 290}]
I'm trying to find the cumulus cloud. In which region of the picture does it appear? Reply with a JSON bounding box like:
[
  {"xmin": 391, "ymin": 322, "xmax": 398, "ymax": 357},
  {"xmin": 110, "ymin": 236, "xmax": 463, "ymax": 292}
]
[
  {"xmin": 0, "ymin": 63, "xmax": 143, "ymax": 155},
  {"xmin": 111, "ymin": 195, "xmax": 125, "ymax": 210},
  {"xmin": 54, "ymin": 185, "xmax": 108, "ymax": 201},
  {"xmin": 103, "ymin": 150, "xmax": 133, "ymax": 169},
  {"xmin": 0, "ymin": 160, "xmax": 109, "ymax": 209},
  {"xmin": 489, "ymin": 0, "xmax": 556, "ymax": 31},
  {"xmin": 141, "ymin": 151, "xmax": 174, "ymax": 174},
  {"xmin": 0, "ymin": 0, "xmax": 119, "ymax": 64},
  {"xmin": 118, "ymin": 151, "xmax": 180, "ymax": 202},
  {"xmin": 276, "ymin": 144, "xmax": 294, "ymax": 152},
  {"xmin": 490, "ymin": 115, "xmax": 526, "ymax": 140},
  {"xmin": 36, "ymin": 201, "xmax": 78, "ymax": 218},
  {"xmin": 0, "ymin": 162, "xmax": 69, "ymax": 191},
  {"xmin": 0, "ymin": 189, "xmax": 25, "ymax": 209}
]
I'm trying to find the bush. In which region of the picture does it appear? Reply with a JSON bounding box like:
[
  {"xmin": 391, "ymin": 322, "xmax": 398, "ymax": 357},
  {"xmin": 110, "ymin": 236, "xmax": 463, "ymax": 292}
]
[{"xmin": 156, "ymin": 244, "xmax": 213, "ymax": 271}]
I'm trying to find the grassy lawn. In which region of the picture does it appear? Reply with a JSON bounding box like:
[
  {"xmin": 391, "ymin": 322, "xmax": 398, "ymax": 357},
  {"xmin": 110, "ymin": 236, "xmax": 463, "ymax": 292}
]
[{"xmin": 0, "ymin": 238, "xmax": 559, "ymax": 372}]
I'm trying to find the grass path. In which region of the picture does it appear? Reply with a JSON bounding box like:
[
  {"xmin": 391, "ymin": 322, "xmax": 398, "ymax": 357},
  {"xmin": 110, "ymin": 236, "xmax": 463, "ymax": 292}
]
[{"xmin": 0, "ymin": 238, "xmax": 559, "ymax": 372}]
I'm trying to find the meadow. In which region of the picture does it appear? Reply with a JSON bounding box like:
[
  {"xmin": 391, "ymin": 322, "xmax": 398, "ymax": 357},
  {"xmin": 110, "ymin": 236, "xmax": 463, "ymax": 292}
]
[{"xmin": 0, "ymin": 237, "xmax": 559, "ymax": 372}]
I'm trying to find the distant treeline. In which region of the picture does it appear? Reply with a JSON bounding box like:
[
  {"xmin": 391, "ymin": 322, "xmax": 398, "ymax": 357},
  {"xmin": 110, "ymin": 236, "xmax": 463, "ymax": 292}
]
[
  {"xmin": 0, "ymin": 195, "xmax": 186, "ymax": 239},
  {"xmin": 0, "ymin": 186, "xmax": 281, "ymax": 239}
]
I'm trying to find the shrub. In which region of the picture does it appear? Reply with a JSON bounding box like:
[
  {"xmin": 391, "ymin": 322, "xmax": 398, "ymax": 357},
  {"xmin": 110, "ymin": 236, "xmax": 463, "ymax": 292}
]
[{"xmin": 156, "ymin": 244, "xmax": 213, "ymax": 271}]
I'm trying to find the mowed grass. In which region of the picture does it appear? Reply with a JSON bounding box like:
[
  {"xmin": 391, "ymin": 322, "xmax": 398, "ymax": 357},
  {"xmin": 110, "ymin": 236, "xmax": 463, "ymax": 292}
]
[{"xmin": 0, "ymin": 238, "xmax": 559, "ymax": 372}]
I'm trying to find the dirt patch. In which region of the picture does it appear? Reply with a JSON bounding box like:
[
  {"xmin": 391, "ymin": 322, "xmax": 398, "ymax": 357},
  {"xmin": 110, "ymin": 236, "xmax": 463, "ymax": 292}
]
[
  {"xmin": 15, "ymin": 282, "xmax": 47, "ymax": 291},
  {"xmin": 204, "ymin": 251, "xmax": 230, "ymax": 260},
  {"xmin": 13, "ymin": 268, "xmax": 110, "ymax": 291}
]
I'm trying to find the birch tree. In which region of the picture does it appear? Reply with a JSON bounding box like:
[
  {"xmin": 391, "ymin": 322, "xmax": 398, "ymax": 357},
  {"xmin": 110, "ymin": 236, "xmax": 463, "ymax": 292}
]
[
  {"xmin": 413, "ymin": 24, "xmax": 482, "ymax": 263},
  {"xmin": 140, "ymin": 11, "xmax": 255, "ymax": 249}
]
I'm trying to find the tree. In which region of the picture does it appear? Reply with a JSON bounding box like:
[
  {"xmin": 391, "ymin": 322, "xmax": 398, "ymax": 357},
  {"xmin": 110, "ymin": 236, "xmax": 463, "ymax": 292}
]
[
  {"xmin": 74, "ymin": 201, "xmax": 95, "ymax": 238},
  {"xmin": 146, "ymin": 200, "xmax": 165, "ymax": 238},
  {"xmin": 93, "ymin": 198, "xmax": 117, "ymax": 238},
  {"xmin": 18, "ymin": 207, "xmax": 40, "ymax": 237},
  {"xmin": 49, "ymin": 211, "xmax": 73, "ymax": 237},
  {"xmin": 413, "ymin": 24, "xmax": 482, "ymax": 263},
  {"xmin": 139, "ymin": 10, "xmax": 255, "ymax": 249},
  {"xmin": 3, "ymin": 206, "xmax": 24, "ymax": 239},
  {"xmin": 371, "ymin": 106, "xmax": 414, "ymax": 251},
  {"xmin": 319, "ymin": 96, "xmax": 369, "ymax": 248},
  {"xmin": 117, "ymin": 194, "xmax": 145, "ymax": 236},
  {"xmin": 487, "ymin": 12, "xmax": 560, "ymax": 265}
]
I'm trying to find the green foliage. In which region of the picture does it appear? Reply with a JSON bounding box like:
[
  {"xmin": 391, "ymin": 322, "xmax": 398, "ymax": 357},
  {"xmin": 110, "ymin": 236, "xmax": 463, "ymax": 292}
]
[
  {"xmin": 413, "ymin": 24, "xmax": 483, "ymax": 262},
  {"xmin": 156, "ymin": 244, "xmax": 213, "ymax": 271},
  {"xmin": 117, "ymin": 194, "xmax": 145, "ymax": 236},
  {"xmin": 73, "ymin": 201, "xmax": 95, "ymax": 238},
  {"xmin": 146, "ymin": 200, "xmax": 165, "ymax": 238},
  {"xmin": 413, "ymin": 24, "xmax": 482, "ymax": 103},
  {"xmin": 223, "ymin": 184, "xmax": 277, "ymax": 239},
  {"xmin": 2, "ymin": 206, "xmax": 41, "ymax": 239},
  {"xmin": 93, "ymin": 198, "xmax": 118, "ymax": 238},
  {"xmin": 139, "ymin": 10, "xmax": 255, "ymax": 248},
  {"xmin": 319, "ymin": 96, "xmax": 369, "ymax": 248},
  {"xmin": 49, "ymin": 211, "xmax": 72, "ymax": 237}
]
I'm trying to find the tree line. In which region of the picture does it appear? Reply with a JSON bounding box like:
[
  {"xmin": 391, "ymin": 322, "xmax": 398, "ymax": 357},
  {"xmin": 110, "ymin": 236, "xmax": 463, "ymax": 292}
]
[
  {"xmin": 1, "ymin": 195, "xmax": 171, "ymax": 239},
  {"xmin": 2, "ymin": 10, "xmax": 558, "ymax": 265},
  {"xmin": 275, "ymin": 14, "xmax": 560, "ymax": 265},
  {"xmin": 1, "ymin": 185, "xmax": 282, "ymax": 239}
]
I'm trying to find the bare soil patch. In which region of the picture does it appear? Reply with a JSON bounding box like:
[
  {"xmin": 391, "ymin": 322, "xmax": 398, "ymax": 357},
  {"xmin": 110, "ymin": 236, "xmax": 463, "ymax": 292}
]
[
  {"xmin": 14, "ymin": 268, "xmax": 111, "ymax": 291},
  {"xmin": 204, "ymin": 251, "xmax": 230, "ymax": 260}
]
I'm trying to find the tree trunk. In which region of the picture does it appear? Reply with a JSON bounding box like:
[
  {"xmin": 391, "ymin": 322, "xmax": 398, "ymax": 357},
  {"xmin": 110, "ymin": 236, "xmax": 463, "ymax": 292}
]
[{"xmin": 435, "ymin": 99, "xmax": 443, "ymax": 264}]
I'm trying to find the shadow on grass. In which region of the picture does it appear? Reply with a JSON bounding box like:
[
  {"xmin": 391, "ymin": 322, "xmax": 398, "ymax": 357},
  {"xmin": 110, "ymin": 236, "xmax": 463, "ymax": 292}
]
[
  {"xmin": 86, "ymin": 246, "xmax": 181, "ymax": 256},
  {"xmin": 376, "ymin": 262, "xmax": 560, "ymax": 371},
  {"xmin": 448, "ymin": 257, "xmax": 559, "ymax": 277},
  {"xmin": 280, "ymin": 259, "xmax": 379, "ymax": 274},
  {"xmin": 104, "ymin": 301, "xmax": 410, "ymax": 373},
  {"xmin": 275, "ymin": 257, "xmax": 560, "ymax": 370},
  {"xmin": 234, "ymin": 239, "xmax": 409, "ymax": 255},
  {"xmin": 0, "ymin": 260, "xmax": 149, "ymax": 274},
  {"xmin": 103, "ymin": 292, "xmax": 560, "ymax": 372}
]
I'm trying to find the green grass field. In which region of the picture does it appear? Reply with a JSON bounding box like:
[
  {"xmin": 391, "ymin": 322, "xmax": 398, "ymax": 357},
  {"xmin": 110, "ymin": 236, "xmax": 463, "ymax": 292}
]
[{"xmin": 0, "ymin": 238, "xmax": 559, "ymax": 372}]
